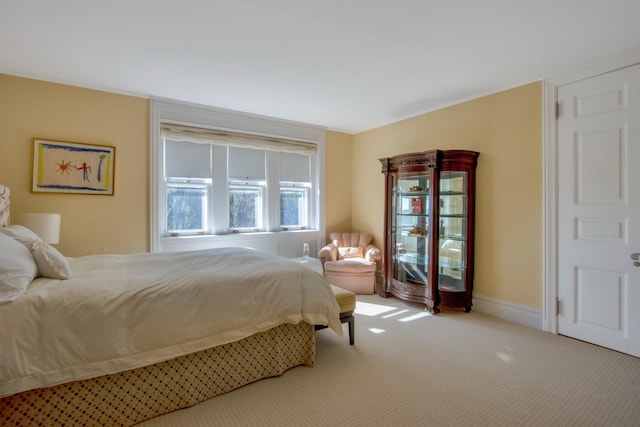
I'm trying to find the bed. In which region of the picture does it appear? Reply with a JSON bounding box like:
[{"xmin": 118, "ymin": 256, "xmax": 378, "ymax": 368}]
[{"xmin": 0, "ymin": 184, "xmax": 341, "ymax": 426}]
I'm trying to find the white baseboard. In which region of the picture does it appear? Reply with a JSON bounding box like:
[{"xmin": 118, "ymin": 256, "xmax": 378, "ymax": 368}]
[{"xmin": 472, "ymin": 293, "xmax": 543, "ymax": 330}]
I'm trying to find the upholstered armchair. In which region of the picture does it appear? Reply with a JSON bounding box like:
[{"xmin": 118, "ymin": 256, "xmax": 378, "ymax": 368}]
[{"xmin": 318, "ymin": 232, "xmax": 382, "ymax": 294}]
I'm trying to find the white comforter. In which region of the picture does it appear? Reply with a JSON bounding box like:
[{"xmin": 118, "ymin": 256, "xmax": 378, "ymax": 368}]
[{"xmin": 0, "ymin": 247, "xmax": 341, "ymax": 396}]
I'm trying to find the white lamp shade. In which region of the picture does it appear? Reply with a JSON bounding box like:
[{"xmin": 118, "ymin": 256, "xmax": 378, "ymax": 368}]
[{"xmin": 19, "ymin": 213, "xmax": 61, "ymax": 244}]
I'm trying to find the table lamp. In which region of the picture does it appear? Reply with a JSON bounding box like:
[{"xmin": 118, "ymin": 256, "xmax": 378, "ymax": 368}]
[{"xmin": 19, "ymin": 213, "xmax": 61, "ymax": 244}]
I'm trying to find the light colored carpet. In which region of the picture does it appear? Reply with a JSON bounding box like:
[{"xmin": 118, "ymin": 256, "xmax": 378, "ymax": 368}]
[{"xmin": 139, "ymin": 295, "xmax": 640, "ymax": 427}]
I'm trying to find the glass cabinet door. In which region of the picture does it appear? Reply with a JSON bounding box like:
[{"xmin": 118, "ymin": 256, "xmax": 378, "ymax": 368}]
[
  {"xmin": 392, "ymin": 173, "xmax": 430, "ymax": 289},
  {"xmin": 438, "ymin": 171, "xmax": 467, "ymax": 292}
]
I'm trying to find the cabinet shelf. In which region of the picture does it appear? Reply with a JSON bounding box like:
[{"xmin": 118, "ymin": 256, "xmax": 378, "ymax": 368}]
[
  {"xmin": 380, "ymin": 149, "xmax": 479, "ymax": 313},
  {"xmin": 441, "ymin": 235, "xmax": 464, "ymax": 241},
  {"xmin": 395, "ymin": 252, "xmax": 429, "ymax": 264},
  {"xmin": 439, "ymin": 258, "xmax": 463, "ymax": 269},
  {"xmin": 396, "ymin": 191, "xmax": 429, "ymax": 196}
]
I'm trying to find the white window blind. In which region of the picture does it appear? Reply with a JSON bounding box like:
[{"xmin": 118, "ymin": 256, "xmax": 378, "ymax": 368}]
[
  {"xmin": 228, "ymin": 147, "xmax": 266, "ymax": 181},
  {"xmin": 161, "ymin": 124, "xmax": 317, "ymax": 155},
  {"xmin": 165, "ymin": 140, "xmax": 211, "ymax": 178},
  {"xmin": 280, "ymin": 152, "xmax": 310, "ymax": 182}
]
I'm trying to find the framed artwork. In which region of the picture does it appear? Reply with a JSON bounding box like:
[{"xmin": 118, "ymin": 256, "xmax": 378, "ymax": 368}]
[{"xmin": 32, "ymin": 138, "xmax": 115, "ymax": 195}]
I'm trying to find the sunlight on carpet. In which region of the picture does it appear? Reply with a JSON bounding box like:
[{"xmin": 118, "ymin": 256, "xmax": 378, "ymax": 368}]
[
  {"xmin": 354, "ymin": 300, "xmax": 397, "ymax": 316},
  {"xmin": 139, "ymin": 294, "xmax": 640, "ymax": 427}
]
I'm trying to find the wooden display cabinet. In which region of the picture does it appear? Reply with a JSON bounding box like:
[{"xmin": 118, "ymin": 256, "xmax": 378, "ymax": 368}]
[{"xmin": 379, "ymin": 150, "xmax": 479, "ymax": 313}]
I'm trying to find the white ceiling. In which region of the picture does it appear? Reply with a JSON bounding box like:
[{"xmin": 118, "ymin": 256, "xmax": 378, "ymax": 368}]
[{"xmin": 1, "ymin": 1, "xmax": 640, "ymax": 134}]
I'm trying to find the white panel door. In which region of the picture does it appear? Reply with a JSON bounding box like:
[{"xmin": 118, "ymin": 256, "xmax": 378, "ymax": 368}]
[{"xmin": 557, "ymin": 64, "xmax": 640, "ymax": 357}]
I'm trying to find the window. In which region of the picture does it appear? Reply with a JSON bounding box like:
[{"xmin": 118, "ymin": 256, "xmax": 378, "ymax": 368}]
[
  {"xmin": 279, "ymin": 152, "xmax": 311, "ymax": 229},
  {"xmin": 227, "ymin": 146, "xmax": 266, "ymax": 231},
  {"xmin": 164, "ymin": 138, "xmax": 212, "ymax": 236},
  {"xmin": 229, "ymin": 181, "xmax": 264, "ymax": 230},
  {"xmin": 280, "ymin": 184, "xmax": 309, "ymax": 228},
  {"xmin": 163, "ymin": 138, "xmax": 311, "ymax": 235},
  {"xmin": 166, "ymin": 179, "xmax": 210, "ymax": 235},
  {"xmin": 151, "ymin": 99, "xmax": 325, "ymax": 253}
]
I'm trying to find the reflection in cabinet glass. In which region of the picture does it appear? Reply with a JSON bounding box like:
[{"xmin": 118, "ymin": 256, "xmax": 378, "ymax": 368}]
[{"xmin": 380, "ymin": 150, "xmax": 479, "ymax": 313}]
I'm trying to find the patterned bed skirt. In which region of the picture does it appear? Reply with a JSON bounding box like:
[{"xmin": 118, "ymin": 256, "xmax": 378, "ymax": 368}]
[{"xmin": 1, "ymin": 322, "xmax": 315, "ymax": 426}]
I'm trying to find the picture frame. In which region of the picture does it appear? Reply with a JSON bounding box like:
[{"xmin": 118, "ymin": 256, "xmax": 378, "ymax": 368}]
[{"xmin": 32, "ymin": 138, "xmax": 115, "ymax": 195}]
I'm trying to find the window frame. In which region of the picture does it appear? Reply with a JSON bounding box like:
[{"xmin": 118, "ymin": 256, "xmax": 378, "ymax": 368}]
[
  {"xmin": 151, "ymin": 99, "xmax": 326, "ymax": 256},
  {"xmin": 228, "ymin": 179, "xmax": 266, "ymax": 232},
  {"xmin": 279, "ymin": 182, "xmax": 311, "ymax": 230},
  {"xmin": 165, "ymin": 177, "xmax": 211, "ymax": 236}
]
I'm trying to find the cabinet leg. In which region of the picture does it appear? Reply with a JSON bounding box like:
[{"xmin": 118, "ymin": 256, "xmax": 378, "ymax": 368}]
[{"xmin": 464, "ymin": 306, "xmax": 471, "ymax": 313}]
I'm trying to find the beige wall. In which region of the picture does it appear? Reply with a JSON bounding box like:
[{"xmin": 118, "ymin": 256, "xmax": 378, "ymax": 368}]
[
  {"xmin": 0, "ymin": 74, "xmax": 353, "ymax": 257},
  {"xmin": 351, "ymin": 82, "xmax": 543, "ymax": 309},
  {"xmin": 324, "ymin": 130, "xmax": 353, "ymax": 240},
  {"xmin": 0, "ymin": 73, "xmax": 542, "ymax": 309},
  {"xmin": 0, "ymin": 74, "xmax": 149, "ymax": 257}
]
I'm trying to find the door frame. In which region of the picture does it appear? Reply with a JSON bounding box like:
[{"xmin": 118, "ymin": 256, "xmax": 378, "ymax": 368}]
[{"xmin": 542, "ymin": 47, "xmax": 640, "ymax": 333}]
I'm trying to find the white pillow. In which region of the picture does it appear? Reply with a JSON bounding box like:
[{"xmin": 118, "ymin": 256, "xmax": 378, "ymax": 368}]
[
  {"xmin": 0, "ymin": 225, "xmax": 71, "ymax": 280},
  {"xmin": 0, "ymin": 224, "xmax": 42, "ymax": 246},
  {"xmin": 0, "ymin": 232, "xmax": 38, "ymax": 303},
  {"xmin": 31, "ymin": 241, "xmax": 72, "ymax": 279}
]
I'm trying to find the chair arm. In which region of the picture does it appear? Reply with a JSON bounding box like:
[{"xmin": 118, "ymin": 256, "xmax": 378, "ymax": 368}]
[
  {"xmin": 318, "ymin": 243, "xmax": 338, "ymax": 264},
  {"xmin": 364, "ymin": 244, "xmax": 382, "ymax": 263}
]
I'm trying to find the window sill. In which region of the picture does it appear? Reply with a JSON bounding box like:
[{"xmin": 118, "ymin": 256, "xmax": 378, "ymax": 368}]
[
  {"xmin": 163, "ymin": 228, "xmax": 318, "ymax": 239},
  {"xmin": 158, "ymin": 229, "xmax": 323, "ymax": 258}
]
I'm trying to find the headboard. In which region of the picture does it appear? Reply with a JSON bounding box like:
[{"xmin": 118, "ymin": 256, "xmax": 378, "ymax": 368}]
[{"xmin": 0, "ymin": 185, "xmax": 9, "ymax": 227}]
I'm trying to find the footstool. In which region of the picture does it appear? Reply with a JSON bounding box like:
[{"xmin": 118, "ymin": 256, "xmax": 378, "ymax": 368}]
[
  {"xmin": 316, "ymin": 284, "xmax": 356, "ymax": 345},
  {"xmin": 331, "ymin": 284, "xmax": 356, "ymax": 345}
]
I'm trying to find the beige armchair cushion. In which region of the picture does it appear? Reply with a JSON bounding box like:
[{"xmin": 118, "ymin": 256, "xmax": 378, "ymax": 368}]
[
  {"xmin": 325, "ymin": 257, "xmax": 376, "ymax": 273},
  {"xmin": 337, "ymin": 247, "xmax": 363, "ymax": 259}
]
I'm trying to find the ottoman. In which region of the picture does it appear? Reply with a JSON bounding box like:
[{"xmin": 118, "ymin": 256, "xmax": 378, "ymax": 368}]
[
  {"xmin": 330, "ymin": 284, "xmax": 356, "ymax": 345},
  {"xmin": 316, "ymin": 284, "xmax": 356, "ymax": 345}
]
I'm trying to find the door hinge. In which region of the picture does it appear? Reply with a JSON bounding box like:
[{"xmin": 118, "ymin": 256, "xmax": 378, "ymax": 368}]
[
  {"xmin": 555, "ymin": 101, "xmax": 560, "ymax": 120},
  {"xmin": 556, "ymin": 297, "xmax": 561, "ymax": 316}
]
